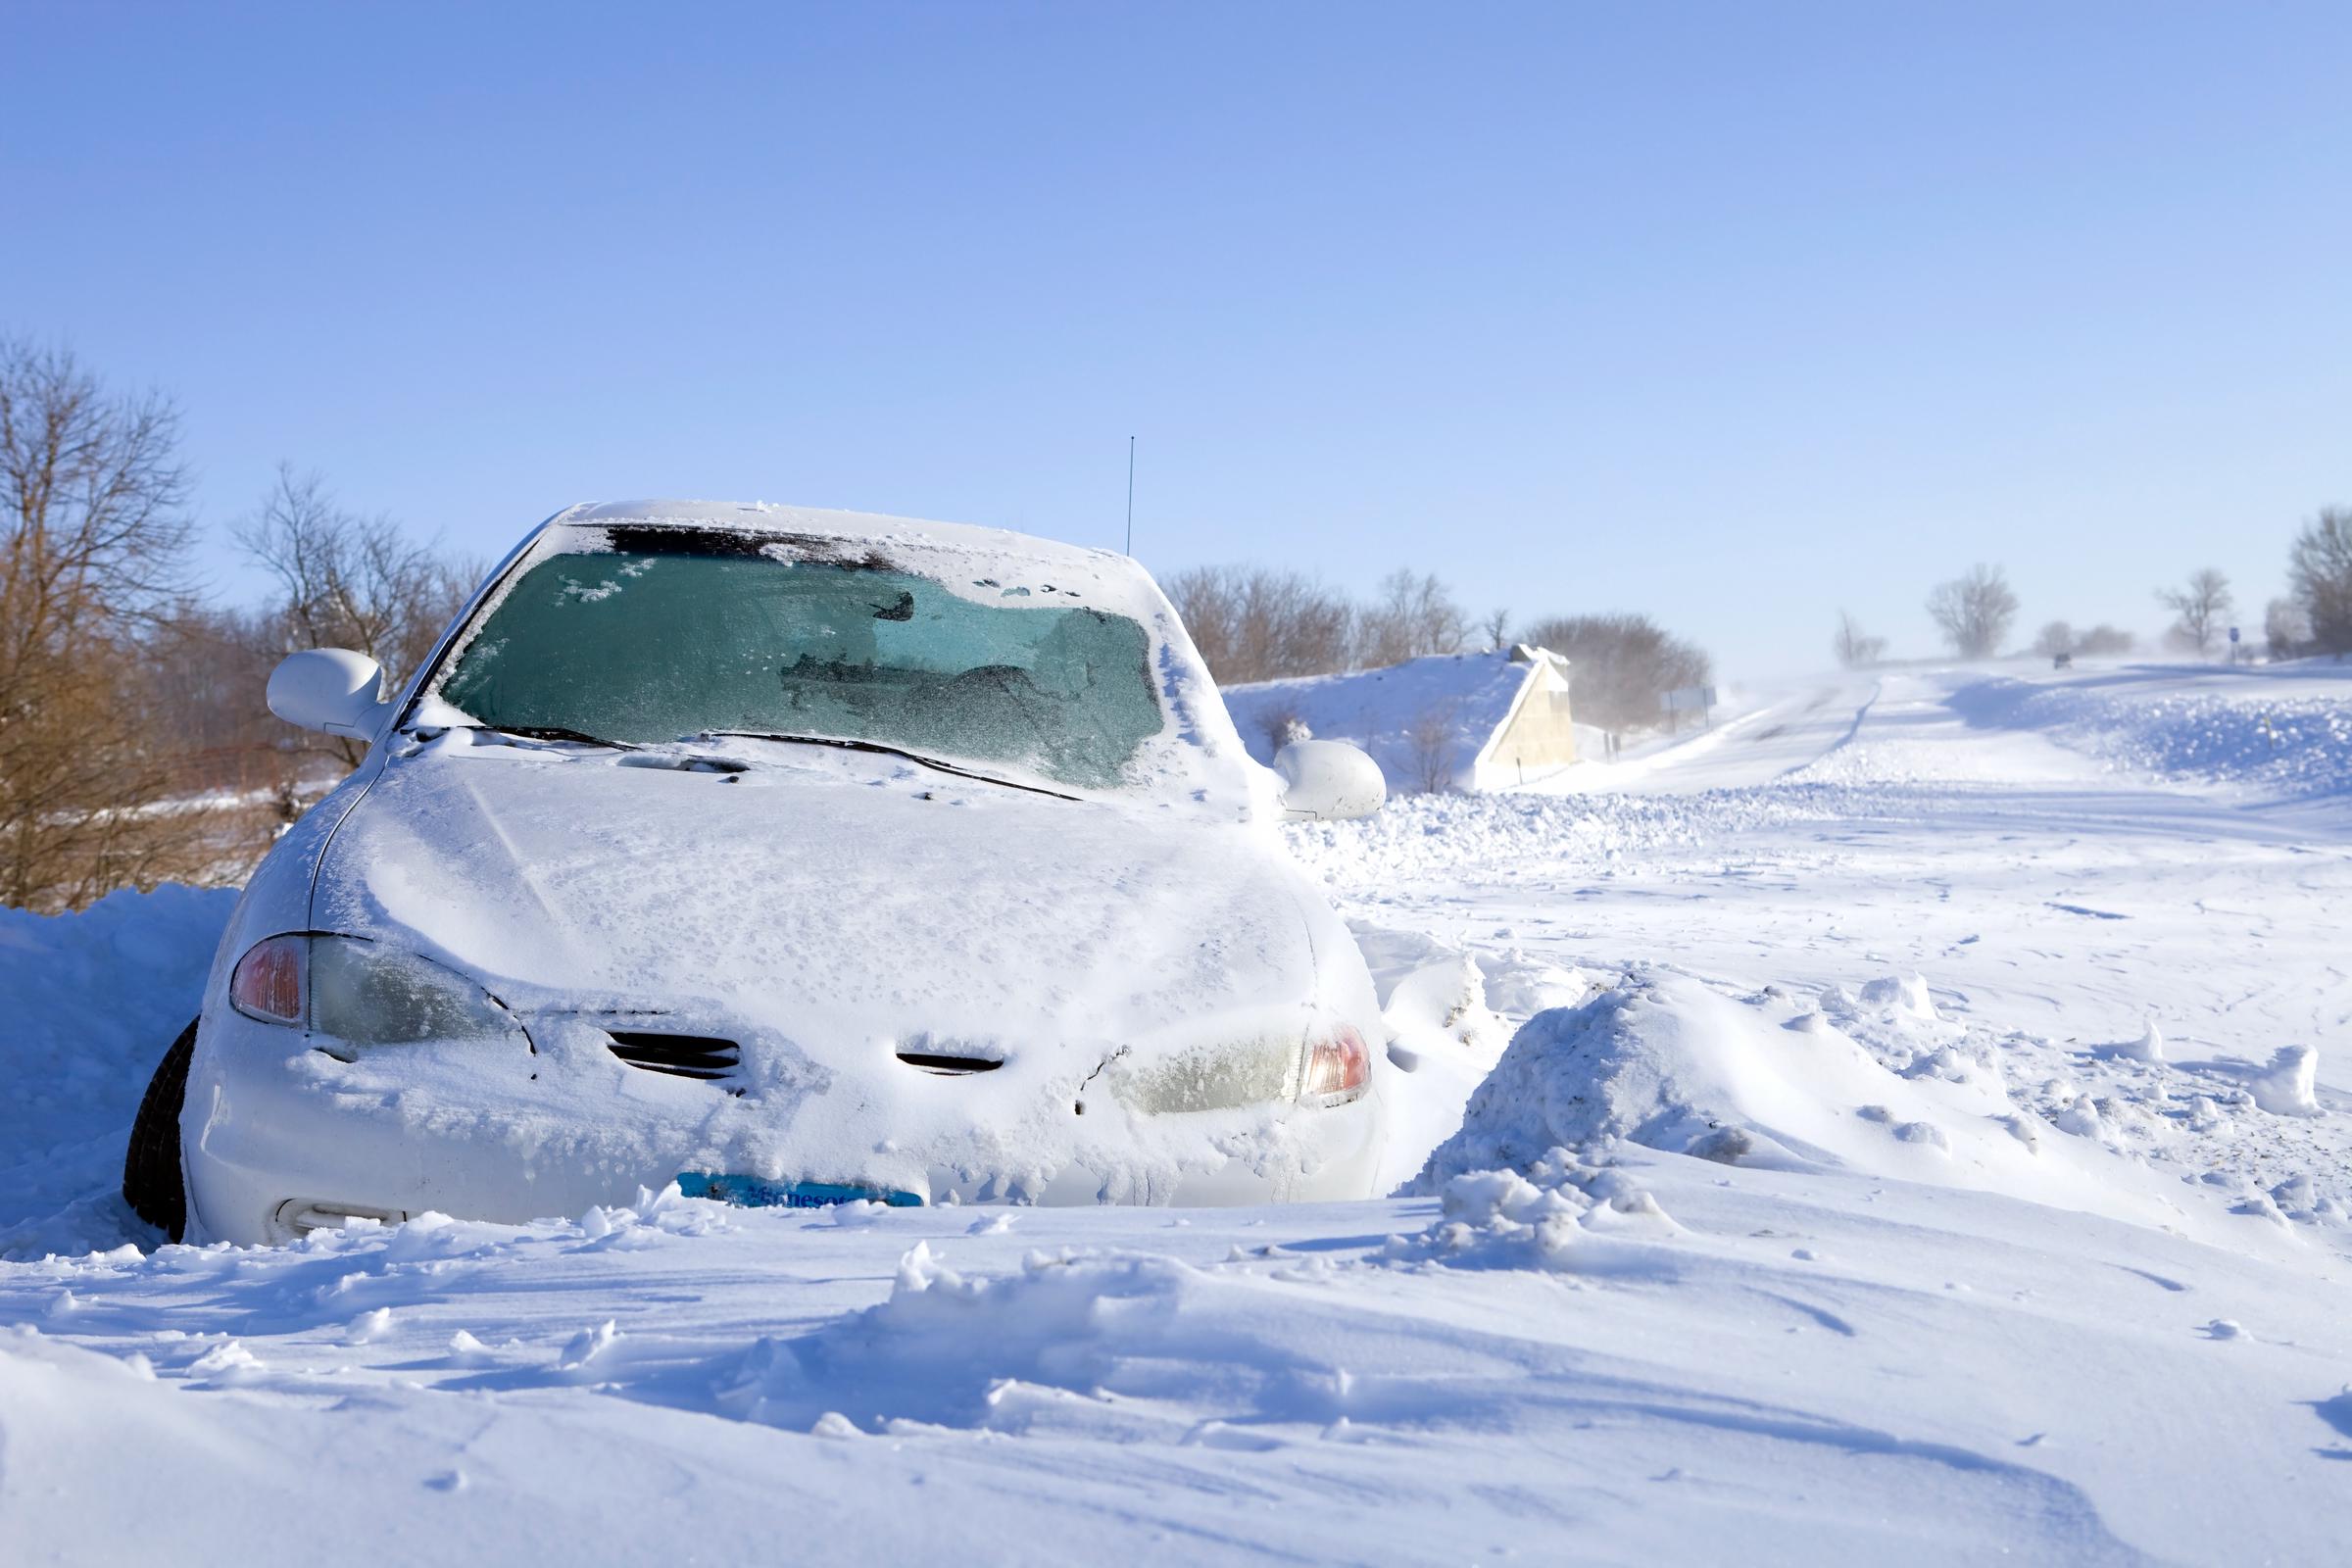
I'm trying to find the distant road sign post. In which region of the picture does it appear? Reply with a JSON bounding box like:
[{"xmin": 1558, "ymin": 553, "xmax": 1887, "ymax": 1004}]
[
  {"xmin": 1661, "ymin": 684, "xmax": 1717, "ymax": 733},
  {"xmin": 2229, "ymin": 625, "xmax": 2241, "ymax": 665}
]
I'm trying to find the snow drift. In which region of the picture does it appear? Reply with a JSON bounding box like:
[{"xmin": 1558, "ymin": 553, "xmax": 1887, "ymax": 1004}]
[
  {"xmin": 1413, "ymin": 967, "xmax": 2311, "ymax": 1247},
  {"xmin": 1946, "ymin": 665, "xmax": 2352, "ymax": 800},
  {"xmin": 0, "ymin": 887, "xmax": 234, "ymax": 1258}
]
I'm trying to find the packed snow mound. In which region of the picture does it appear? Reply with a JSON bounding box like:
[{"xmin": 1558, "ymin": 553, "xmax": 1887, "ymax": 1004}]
[
  {"xmin": 1946, "ymin": 668, "xmax": 2352, "ymax": 800},
  {"xmin": 1857, "ymin": 972, "xmax": 1937, "ymax": 1020},
  {"xmin": 1412, "ymin": 969, "xmax": 2278, "ymax": 1240},
  {"xmin": 1381, "ymin": 950, "xmax": 1513, "ymax": 1059},
  {"xmin": 583, "ymin": 1222, "xmax": 1684, "ymax": 1444},
  {"xmin": 1220, "ymin": 648, "xmax": 1553, "ymax": 793},
  {"xmin": 1384, "ymin": 1149, "xmax": 1682, "ymax": 1275},
  {"xmin": 0, "ymin": 887, "xmax": 235, "ymax": 1259},
  {"xmin": 1348, "ymin": 919, "xmax": 1592, "ymax": 1191},
  {"xmin": 1422, "ymin": 972, "xmax": 1926, "ymax": 1180},
  {"xmin": 2251, "ymin": 1045, "xmax": 2323, "ymax": 1117},
  {"xmin": 699, "ymin": 1245, "xmax": 1234, "ymax": 1434}
]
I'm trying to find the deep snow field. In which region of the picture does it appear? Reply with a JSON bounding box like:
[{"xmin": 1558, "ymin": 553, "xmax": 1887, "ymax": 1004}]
[{"xmin": 6, "ymin": 660, "xmax": 2351, "ymax": 1565}]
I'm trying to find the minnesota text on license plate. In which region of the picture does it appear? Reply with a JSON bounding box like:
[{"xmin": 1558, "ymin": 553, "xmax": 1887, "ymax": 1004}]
[{"xmin": 676, "ymin": 1173, "xmax": 923, "ymax": 1208}]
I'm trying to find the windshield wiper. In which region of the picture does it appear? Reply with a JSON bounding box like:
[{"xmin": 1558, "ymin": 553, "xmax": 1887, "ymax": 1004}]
[
  {"xmin": 696, "ymin": 731, "xmax": 1077, "ymax": 802},
  {"xmin": 466, "ymin": 723, "xmax": 639, "ymax": 751}
]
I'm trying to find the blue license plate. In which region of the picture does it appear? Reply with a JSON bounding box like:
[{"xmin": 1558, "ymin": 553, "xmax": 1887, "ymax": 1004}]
[{"xmin": 676, "ymin": 1172, "xmax": 923, "ymax": 1209}]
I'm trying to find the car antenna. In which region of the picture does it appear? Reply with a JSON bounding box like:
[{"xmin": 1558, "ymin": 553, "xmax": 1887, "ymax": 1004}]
[{"xmin": 1124, "ymin": 434, "xmax": 1136, "ymax": 557}]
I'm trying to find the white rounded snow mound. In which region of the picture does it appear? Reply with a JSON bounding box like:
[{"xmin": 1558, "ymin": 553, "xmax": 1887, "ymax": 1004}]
[
  {"xmin": 1856, "ymin": 972, "xmax": 1938, "ymax": 1021},
  {"xmin": 1385, "ymin": 1149, "xmax": 1683, "ymax": 1275},
  {"xmin": 2250, "ymin": 1045, "xmax": 2322, "ymax": 1117},
  {"xmin": 1350, "ymin": 918, "xmax": 1593, "ymax": 1193},
  {"xmin": 1414, "ymin": 970, "xmax": 2205, "ymax": 1233},
  {"xmin": 689, "ymin": 1243, "xmax": 1434, "ymax": 1437},
  {"xmin": 1383, "ymin": 952, "xmax": 1513, "ymax": 1057}
]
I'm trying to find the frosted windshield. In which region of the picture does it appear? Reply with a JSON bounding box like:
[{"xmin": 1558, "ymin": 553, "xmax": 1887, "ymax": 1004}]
[{"xmin": 434, "ymin": 548, "xmax": 1163, "ymax": 791}]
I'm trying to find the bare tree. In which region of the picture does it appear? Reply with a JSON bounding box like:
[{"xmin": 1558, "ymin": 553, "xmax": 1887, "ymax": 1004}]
[
  {"xmin": 0, "ymin": 339, "xmax": 228, "ymax": 910},
  {"xmin": 2288, "ymin": 505, "xmax": 2352, "ymax": 659},
  {"xmin": 1520, "ymin": 612, "xmax": 1710, "ymax": 732},
  {"xmin": 2031, "ymin": 620, "xmax": 2076, "ymax": 659},
  {"xmin": 235, "ymin": 466, "xmax": 479, "ymax": 766},
  {"xmin": 2076, "ymin": 624, "xmax": 2136, "ymax": 657},
  {"xmin": 2155, "ymin": 567, "xmax": 2232, "ymax": 659},
  {"xmin": 1162, "ymin": 564, "xmax": 1242, "ymax": 678},
  {"xmin": 2265, "ymin": 597, "xmax": 2311, "ymax": 662},
  {"xmin": 1926, "ymin": 564, "xmax": 2019, "ymax": 660},
  {"xmin": 1162, "ymin": 564, "xmax": 1355, "ymax": 686},
  {"xmin": 1833, "ymin": 611, "xmax": 1886, "ymax": 669},
  {"xmin": 1235, "ymin": 568, "xmax": 1352, "ymax": 683},
  {"xmin": 145, "ymin": 599, "xmax": 289, "ymax": 792},
  {"xmin": 1407, "ymin": 702, "xmax": 1459, "ymax": 794},
  {"xmin": 1355, "ymin": 569, "xmax": 1469, "ymax": 669},
  {"xmin": 1480, "ymin": 607, "xmax": 1511, "ymax": 652}
]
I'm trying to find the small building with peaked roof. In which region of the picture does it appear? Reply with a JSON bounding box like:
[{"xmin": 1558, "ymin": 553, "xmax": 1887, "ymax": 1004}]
[{"xmin": 1220, "ymin": 645, "xmax": 1579, "ymax": 793}]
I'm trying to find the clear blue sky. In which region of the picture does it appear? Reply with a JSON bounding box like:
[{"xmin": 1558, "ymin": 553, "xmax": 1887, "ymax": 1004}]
[{"xmin": 6, "ymin": 1, "xmax": 2347, "ymax": 674}]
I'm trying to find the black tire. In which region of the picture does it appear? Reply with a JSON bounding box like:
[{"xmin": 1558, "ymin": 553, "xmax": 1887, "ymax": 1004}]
[{"xmin": 122, "ymin": 1018, "xmax": 198, "ymax": 1242}]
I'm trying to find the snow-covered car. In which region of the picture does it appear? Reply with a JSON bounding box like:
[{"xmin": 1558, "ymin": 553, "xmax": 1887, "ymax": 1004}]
[{"xmin": 122, "ymin": 502, "xmax": 1391, "ymax": 1245}]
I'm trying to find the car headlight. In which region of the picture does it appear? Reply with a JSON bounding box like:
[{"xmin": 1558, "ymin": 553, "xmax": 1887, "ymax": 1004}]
[
  {"xmin": 1299, "ymin": 1022, "xmax": 1370, "ymax": 1105},
  {"xmin": 229, "ymin": 934, "xmax": 528, "ymax": 1054},
  {"xmin": 1108, "ymin": 1033, "xmax": 1301, "ymax": 1113},
  {"xmin": 1107, "ymin": 1020, "xmax": 1371, "ymax": 1113}
]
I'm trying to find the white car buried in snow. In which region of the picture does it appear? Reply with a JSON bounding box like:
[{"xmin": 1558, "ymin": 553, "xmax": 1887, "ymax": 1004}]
[{"xmin": 124, "ymin": 501, "xmax": 1391, "ymax": 1245}]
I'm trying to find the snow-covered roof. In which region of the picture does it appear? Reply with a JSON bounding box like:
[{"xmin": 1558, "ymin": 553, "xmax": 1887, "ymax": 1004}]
[
  {"xmin": 552, "ymin": 500, "xmax": 1122, "ymax": 577},
  {"xmin": 1220, "ymin": 647, "xmax": 1566, "ymax": 792}
]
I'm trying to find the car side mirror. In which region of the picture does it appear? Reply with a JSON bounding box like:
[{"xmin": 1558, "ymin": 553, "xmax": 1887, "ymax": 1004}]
[
  {"xmin": 267, "ymin": 648, "xmax": 387, "ymax": 739},
  {"xmin": 1274, "ymin": 740, "xmax": 1385, "ymax": 822}
]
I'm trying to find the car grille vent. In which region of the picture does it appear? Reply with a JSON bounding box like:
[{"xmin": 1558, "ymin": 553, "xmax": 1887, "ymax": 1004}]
[
  {"xmin": 896, "ymin": 1051, "xmax": 1004, "ymax": 1076},
  {"xmin": 608, "ymin": 1032, "xmax": 742, "ymax": 1087}
]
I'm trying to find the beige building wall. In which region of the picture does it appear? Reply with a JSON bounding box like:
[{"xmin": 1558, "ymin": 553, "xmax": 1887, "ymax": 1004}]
[{"xmin": 1472, "ymin": 649, "xmax": 1576, "ymax": 789}]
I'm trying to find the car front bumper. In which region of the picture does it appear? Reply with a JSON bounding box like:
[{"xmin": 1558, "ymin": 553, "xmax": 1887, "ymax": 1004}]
[{"xmin": 180, "ymin": 1008, "xmax": 1388, "ymax": 1246}]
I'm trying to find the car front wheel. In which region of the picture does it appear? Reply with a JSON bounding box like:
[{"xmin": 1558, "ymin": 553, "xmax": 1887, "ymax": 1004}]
[{"xmin": 122, "ymin": 1018, "xmax": 198, "ymax": 1242}]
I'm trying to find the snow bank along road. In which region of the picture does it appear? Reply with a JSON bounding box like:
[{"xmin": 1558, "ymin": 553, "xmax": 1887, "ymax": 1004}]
[{"xmin": 5, "ymin": 662, "xmax": 2351, "ymax": 1565}]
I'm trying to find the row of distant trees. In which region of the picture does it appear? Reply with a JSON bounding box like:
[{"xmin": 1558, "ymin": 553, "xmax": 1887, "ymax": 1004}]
[
  {"xmin": 1, "ymin": 339, "xmax": 476, "ymax": 912},
  {"xmin": 1164, "ymin": 566, "xmax": 1482, "ymax": 686},
  {"xmin": 1834, "ymin": 517, "xmax": 2352, "ymax": 667},
  {"xmin": 8, "ymin": 337, "xmax": 1725, "ymax": 907},
  {"xmin": 2283, "ymin": 510, "xmax": 2352, "ymax": 656},
  {"xmin": 1163, "ymin": 566, "xmax": 1711, "ymax": 733}
]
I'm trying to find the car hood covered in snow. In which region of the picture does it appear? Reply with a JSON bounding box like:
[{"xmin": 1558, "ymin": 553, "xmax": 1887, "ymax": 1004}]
[
  {"xmin": 295, "ymin": 731, "xmax": 1369, "ymax": 1200},
  {"xmin": 319, "ymin": 733, "xmax": 1326, "ymax": 1025}
]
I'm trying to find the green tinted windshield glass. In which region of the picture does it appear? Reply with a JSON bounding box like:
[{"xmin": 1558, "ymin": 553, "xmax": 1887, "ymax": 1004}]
[{"xmin": 435, "ymin": 548, "xmax": 1161, "ymax": 790}]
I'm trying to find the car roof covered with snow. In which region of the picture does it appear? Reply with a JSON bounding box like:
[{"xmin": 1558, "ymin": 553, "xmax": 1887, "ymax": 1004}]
[{"xmin": 550, "ymin": 499, "xmax": 1125, "ymax": 581}]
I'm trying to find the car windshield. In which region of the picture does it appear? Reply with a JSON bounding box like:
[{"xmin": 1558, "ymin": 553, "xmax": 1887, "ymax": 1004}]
[{"xmin": 430, "ymin": 542, "xmax": 1163, "ymax": 792}]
